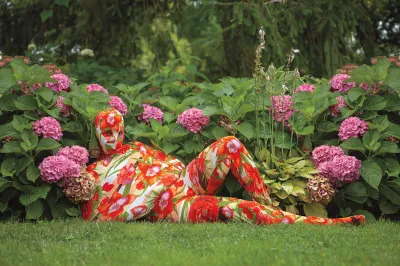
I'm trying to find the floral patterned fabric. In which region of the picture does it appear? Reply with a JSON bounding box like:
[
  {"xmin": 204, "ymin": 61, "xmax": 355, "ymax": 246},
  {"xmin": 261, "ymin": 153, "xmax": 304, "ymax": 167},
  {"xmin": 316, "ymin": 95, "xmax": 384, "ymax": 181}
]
[{"xmin": 82, "ymin": 116, "xmax": 365, "ymax": 225}]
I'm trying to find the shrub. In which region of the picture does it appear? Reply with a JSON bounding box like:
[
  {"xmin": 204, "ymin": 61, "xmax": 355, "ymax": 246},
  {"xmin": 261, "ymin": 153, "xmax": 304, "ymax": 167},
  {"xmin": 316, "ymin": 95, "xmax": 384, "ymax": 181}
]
[{"xmin": 0, "ymin": 55, "xmax": 399, "ymax": 221}]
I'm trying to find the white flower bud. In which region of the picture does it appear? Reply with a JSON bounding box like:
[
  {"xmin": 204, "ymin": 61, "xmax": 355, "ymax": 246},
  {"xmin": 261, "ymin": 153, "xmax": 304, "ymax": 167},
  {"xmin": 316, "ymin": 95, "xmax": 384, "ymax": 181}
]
[{"xmin": 80, "ymin": 48, "xmax": 94, "ymax": 57}]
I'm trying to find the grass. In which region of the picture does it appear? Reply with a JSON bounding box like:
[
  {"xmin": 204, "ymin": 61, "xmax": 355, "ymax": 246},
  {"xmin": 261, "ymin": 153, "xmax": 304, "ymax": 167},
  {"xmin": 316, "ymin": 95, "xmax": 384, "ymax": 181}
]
[{"xmin": 0, "ymin": 220, "xmax": 399, "ymax": 266}]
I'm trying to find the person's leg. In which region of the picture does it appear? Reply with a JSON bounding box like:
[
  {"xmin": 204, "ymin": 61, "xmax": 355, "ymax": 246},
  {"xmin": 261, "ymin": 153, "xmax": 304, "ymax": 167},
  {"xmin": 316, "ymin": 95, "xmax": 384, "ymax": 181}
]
[
  {"xmin": 164, "ymin": 195, "xmax": 365, "ymax": 225},
  {"xmin": 181, "ymin": 136, "xmax": 272, "ymax": 205}
]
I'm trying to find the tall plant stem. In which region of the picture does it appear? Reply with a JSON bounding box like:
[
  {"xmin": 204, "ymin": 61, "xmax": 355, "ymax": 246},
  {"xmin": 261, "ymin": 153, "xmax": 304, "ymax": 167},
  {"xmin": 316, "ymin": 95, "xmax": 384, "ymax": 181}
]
[{"xmin": 254, "ymin": 79, "xmax": 260, "ymax": 147}]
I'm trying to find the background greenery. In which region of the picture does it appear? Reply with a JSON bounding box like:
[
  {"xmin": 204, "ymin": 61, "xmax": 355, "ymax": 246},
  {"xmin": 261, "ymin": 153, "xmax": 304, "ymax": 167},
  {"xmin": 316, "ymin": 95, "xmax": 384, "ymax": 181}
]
[{"xmin": 1, "ymin": 0, "xmax": 399, "ymax": 81}]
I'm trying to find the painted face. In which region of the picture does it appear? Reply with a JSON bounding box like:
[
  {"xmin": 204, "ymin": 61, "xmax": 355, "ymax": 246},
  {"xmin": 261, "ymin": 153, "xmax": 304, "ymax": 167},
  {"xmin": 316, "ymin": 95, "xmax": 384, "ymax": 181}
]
[{"xmin": 95, "ymin": 108, "xmax": 125, "ymax": 155}]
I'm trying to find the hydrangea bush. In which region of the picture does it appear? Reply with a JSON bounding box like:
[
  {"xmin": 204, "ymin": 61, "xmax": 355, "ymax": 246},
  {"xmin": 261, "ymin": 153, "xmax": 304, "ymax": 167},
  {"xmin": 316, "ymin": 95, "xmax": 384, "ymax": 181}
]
[{"xmin": 0, "ymin": 55, "xmax": 399, "ymax": 221}]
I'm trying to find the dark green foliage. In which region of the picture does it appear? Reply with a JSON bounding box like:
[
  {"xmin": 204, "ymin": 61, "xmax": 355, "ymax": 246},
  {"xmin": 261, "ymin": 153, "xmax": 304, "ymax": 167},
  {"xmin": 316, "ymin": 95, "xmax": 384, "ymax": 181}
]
[{"xmin": 1, "ymin": 0, "xmax": 398, "ymax": 80}]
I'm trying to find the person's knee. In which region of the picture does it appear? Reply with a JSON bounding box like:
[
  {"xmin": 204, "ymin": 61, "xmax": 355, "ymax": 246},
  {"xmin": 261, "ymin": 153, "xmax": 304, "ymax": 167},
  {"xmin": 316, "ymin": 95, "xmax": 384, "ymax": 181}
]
[{"xmin": 220, "ymin": 136, "xmax": 240, "ymax": 143}]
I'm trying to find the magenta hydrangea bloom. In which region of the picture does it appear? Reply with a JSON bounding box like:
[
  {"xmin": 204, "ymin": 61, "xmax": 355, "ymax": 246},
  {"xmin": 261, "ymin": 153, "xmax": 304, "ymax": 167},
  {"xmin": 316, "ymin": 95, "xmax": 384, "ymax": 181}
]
[
  {"xmin": 87, "ymin": 83, "xmax": 108, "ymax": 94},
  {"xmin": 318, "ymin": 155, "xmax": 361, "ymax": 184},
  {"xmin": 32, "ymin": 117, "xmax": 63, "ymax": 141},
  {"xmin": 360, "ymin": 82, "xmax": 382, "ymax": 94},
  {"xmin": 109, "ymin": 96, "xmax": 127, "ymax": 116},
  {"xmin": 39, "ymin": 155, "xmax": 80, "ymax": 183},
  {"xmin": 295, "ymin": 84, "xmax": 315, "ymax": 93},
  {"xmin": 56, "ymin": 96, "xmax": 71, "ymax": 117},
  {"xmin": 329, "ymin": 74, "xmax": 356, "ymax": 93},
  {"xmin": 338, "ymin": 117, "xmax": 368, "ymax": 141},
  {"xmin": 138, "ymin": 104, "xmax": 163, "ymax": 123},
  {"xmin": 271, "ymin": 95, "xmax": 295, "ymax": 123},
  {"xmin": 57, "ymin": 146, "xmax": 89, "ymax": 166},
  {"xmin": 19, "ymin": 81, "xmax": 42, "ymax": 92},
  {"xmin": 177, "ymin": 108, "xmax": 210, "ymax": 133},
  {"xmin": 45, "ymin": 74, "xmax": 70, "ymax": 93},
  {"xmin": 330, "ymin": 96, "xmax": 346, "ymax": 117},
  {"xmin": 312, "ymin": 145, "xmax": 345, "ymax": 168}
]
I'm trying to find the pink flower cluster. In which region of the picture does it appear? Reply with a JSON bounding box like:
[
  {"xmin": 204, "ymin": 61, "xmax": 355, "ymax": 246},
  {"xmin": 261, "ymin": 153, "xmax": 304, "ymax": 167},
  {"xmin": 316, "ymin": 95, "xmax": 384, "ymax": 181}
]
[
  {"xmin": 330, "ymin": 96, "xmax": 346, "ymax": 117},
  {"xmin": 295, "ymin": 84, "xmax": 315, "ymax": 93},
  {"xmin": 86, "ymin": 84, "xmax": 128, "ymax": 115},
  {"xmin": 39, "ymin": 155, "xmax": 80, "ymax": 183},
  {"xmin": 45, "ymin": 74, "xmax": 70, "ymax": 93},
  {"xmin": 360, "ymin": 82, "xmax": 382, "ymax": 95},
  {"xmin": 56, "ymin": 96, "xmax": 71, "ymax": 116},
  {"xmin": 318, "ymin": 155, "xmax": 361, "ymax": 183},
  {"xmin": 329, "ymin": 74, "xmax": 356, "ymax": 93},
  {"xmin": 32, "ymin": 117, "xmax": 63, "ymax": 141},
  {"xmin": 338, "ymin": 117, "xmax": 368, "ymax": 141},
  {"xmin": 312, "ymin": 145, "xmax": 345, "ymax": 167},
  {"xmin": 18, "ymin": 81, "xmax": 42, "ymax": 93},
  {"xmin": 39, "ymin": 145, "xmax": 89, "ymax": 183},
  {"xmin": 271, "ymin": 95, "xmax": 295, "ymax": 123},
  {"xmin": 109, "ymin": 96, "xmax": 127, "ymax": 116},
  {"xmin": 57, "ymin": 146, "xmax": 89, "ymax": 166},
  {"xmin": 177, "ymin": 108, "xmax": 210, "ymax": 133},
  {"xmin": 87, "ymin": 83, "xmax": 108, "ymax": 94},
  {"xmin": 138, "ymin": 104, "xmax": 164, "ymax": 123},
  {"xmin": 312, "ymin": 145, "xmax": 361, "ymax": 184}
]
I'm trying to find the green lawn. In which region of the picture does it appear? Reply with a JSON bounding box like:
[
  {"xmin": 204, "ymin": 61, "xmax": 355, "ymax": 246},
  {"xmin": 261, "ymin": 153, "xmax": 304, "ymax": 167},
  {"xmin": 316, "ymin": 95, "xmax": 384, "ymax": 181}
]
[{"xmin": 0, "ymin": 220, "xmax": 399, "ymax": 266}]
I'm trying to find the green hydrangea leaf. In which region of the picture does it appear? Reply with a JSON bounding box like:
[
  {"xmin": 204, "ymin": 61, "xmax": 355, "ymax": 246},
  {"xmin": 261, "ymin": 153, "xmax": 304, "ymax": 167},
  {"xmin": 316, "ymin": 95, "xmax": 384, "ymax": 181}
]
[
  {"xmin": 363, "ymin": 95, "xmax": 387, "ymax": 111},
  {"xmin": 66, "ymin": 207, "xmax": 81, "ymax": 217},
  {"xmin": 36, "ymin": 138, "xmax": 61, "ymax": 152},
  {"xmin": 340, "ymin": 138, "xmax": 365, "ymax": 152},
  {"xmin": 0, "ymin": 68, "xmax": 17, "ymax": 94},
  {"xmin": 25, "ymin": 200, "xmax": 43, "ymax": 220},
  {"xmin": 236, "ymin": 122, "xmax": 255, "ymax": 140},
  {"xmin": 303, "ymin": 203, "xmax": 328, "ymax": 218},
  {"xmin": 14, "ymin": 95, "xmax": 38, "ymax": 111},
  {"xmin": 26, "ymin": 163, "xmax": 40, "ymax": 182},
  {"xmin": 361, "ymin": 159, "xmax": 382, "ymax": 190},
  {"xmin": 384, "ymin": 68, "xmax": 400, "ymax": 92},
  {"xmin": 19, "ymin": 184, "xmax": 51, "ymax": 206}
]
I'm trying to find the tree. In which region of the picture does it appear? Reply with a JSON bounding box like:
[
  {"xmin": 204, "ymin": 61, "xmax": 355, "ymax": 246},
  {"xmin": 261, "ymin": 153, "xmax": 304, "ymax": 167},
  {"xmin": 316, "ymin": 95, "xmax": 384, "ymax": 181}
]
[{"xmin": 1, "ymin": 0, "xmax": 398, "ymax": 79}]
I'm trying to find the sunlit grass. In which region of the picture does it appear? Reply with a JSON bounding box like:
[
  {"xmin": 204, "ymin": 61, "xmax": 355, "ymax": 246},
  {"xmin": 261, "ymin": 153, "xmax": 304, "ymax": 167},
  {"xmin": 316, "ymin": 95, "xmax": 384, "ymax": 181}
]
[{"xmin": 0, "ymin": 220, "xmax": 399, "ymax": 266}]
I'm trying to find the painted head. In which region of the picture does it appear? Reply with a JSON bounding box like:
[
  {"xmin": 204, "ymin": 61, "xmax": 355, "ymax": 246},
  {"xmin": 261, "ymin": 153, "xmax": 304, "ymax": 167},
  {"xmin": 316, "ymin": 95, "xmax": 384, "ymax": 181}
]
[{"xmin": 95, "ymin": 108, "xmax": 125, "ymax": 155}]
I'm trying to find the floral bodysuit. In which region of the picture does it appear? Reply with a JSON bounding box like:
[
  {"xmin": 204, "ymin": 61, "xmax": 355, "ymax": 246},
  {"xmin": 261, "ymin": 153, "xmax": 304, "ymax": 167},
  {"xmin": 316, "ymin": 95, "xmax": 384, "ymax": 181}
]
[{"xmin": 81, "ymin": 109, "xmax": 365, "ymax": 225}]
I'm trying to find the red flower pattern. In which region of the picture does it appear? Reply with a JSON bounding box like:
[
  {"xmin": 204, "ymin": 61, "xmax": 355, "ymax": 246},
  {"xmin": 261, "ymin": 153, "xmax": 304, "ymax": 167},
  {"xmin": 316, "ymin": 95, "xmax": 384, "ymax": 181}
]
[
  {"xmin": 188, "ymin": 196, "xmax": 219, "ymax": 223},
  {"xmin": 97, "ymin": 192, "xmax": 133, "ymax": 220},
  {"xmin": 116, "ymin": 163, "xmax": 136, "ymax": 185},
  {"xmin": 86, "ymin": 114, "xmax": 365, "ymax": 226},
  {"xmin": 153, "ymin": 189, "xmax": 174, "ymax": 218}
]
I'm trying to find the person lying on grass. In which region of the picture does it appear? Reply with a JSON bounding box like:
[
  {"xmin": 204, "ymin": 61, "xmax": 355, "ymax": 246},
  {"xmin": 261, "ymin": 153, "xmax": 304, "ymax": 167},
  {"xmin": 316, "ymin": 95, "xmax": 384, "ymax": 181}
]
[{"xmin": 68, "ymin": 108, "xmax": 365, "ymax": 225}]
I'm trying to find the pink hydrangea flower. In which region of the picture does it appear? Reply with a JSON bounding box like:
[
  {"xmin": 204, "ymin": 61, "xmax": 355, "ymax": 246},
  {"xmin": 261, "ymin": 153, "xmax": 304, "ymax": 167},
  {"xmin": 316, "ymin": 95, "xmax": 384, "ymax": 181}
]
[
  {"xmin": 312, "ymin": 145, "xmax": 345, "ymax": 168},
  {"xmin": 45, "ymin": 74, "xmax": 70, "ymax": 92},
  {"xmin": 338, "ymin": 117, "xmax": 368, "ymax": 141},
  {"xmin": 57, "ymin": 146, "xmax": 89, "ymax": 166},
  {"xmin": 32, "ymin": 117, "xmax": 63, "ymax": 141},
  {"xmin": 56, "ymin": 96, "xmax": 71, "ymax": 117},
  {"xmin": 87, "ymin": 84, "xmax": 108, "ymax": 94},
  {"xmin": 39, "ymin": 155, "xmax": 80, "ymax": 183},
  {"xmin": 138, "ymin": 104, "xmax": 163, "ymax": 123},
  {"xmin": 360, "ymin": 82, "xmax": 382, "ymax": 95},
  {"xmin": 271, "ymin": 95, "xmax": 295, "ymax": 123},
  {"xmin": 318, "ymin": 155, "xmax": 361, "ymax": 184},
  {"xmin": 295, "ymin": 84, "xmax": 315, "ymax": 93},
  {"xmin": 177, "ymin": 108, "xmax": 210, "ymax": 133},
  {"xmin": 109, "ymin": 96, "xmax": 127, "ymax": 116},
  {"xmin": 18, "ymin": 81, "xmax": 42, "ymax": 93},
  {"xmin": 329, "ymin": 74, "xmax": 356, "ymax": 93},
  {"xmin": 330, "ymin": 96, "xmax": 346, "ymax": 117}
]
